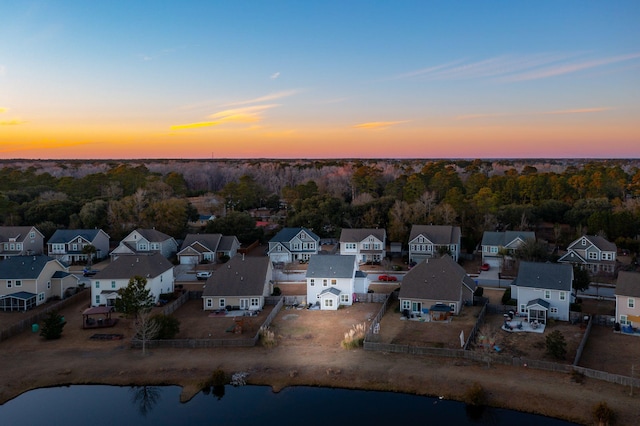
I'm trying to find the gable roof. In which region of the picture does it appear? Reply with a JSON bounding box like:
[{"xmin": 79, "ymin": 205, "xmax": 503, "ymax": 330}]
[
  {"xmin": 93, "ymin": 252, "xmax": 173, "ymax": 280},
  {"xmin": 399, "ymin": 255, "xmax": 476, "ymax": 301},
  {"xmin": 0, "ymin": 226, "xmax": 43, "ymax": 242},
  {"xmin": 409, "ymin": 225, "xmax": 460, "ymax": 244},
  {"xmin": 481, "ymin": 231, "xmax": 535, "ymax": 247},
  {"xmin": 202, "ymin": 255, "xmax": 270, "ymax": 297},
  {"xmin": 339, "ymin": 228, "xmax": 386, "ymax": 243},
  {"xmin": 47, "ymin": 229, "xmax": 108, "ymax": 244},
  {"xmin": 0, "ymin": 255, "xmax": 60, "ymax": 279},
  {"xmin": 568, "ymin": 235, "xmax": 616, "ymax": 252},
  {"xmin": 513, "ymin": 261, "xmax": 573, "ymax": 291},
  {"xmin": 218, "ymin": 235, "xmax": 239, "ymax": 252},
  {"xmin": 180, "ymin": 234, "xmax": 222, "ymax": 252},
  {"xmin": 616, "ymin": 271, "xmax": 640, "ymax": 298},
  {"xmin": 134, "ymin": 228, "xmax": 174, "ymax": 243},
  {"xmin": 270, "ymin": 227, "xmax": 319, "ymax": 243},
  {"xmin": 306, "ymin": 255, "xmax": 356, "ymax": 279}
]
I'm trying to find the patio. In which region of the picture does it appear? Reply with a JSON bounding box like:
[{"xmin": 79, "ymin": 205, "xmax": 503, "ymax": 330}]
[{"xmin": 501, "ymin": 318, "xmax": 546, "ymax": 333}]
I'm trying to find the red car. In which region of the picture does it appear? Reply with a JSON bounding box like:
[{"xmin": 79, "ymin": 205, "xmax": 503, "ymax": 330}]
[
  {"xmin": 378, "ymin": 274, "xmax": 397, "ymax": 282},
  {"xmin": 480, "ymin": 263, "xmax": 490, "ymax": 271}
]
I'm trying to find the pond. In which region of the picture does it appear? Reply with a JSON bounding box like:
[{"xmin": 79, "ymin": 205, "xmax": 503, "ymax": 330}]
[{"xmin": 1, "ymin": 384, "xmax": 581, "ymax": 425}]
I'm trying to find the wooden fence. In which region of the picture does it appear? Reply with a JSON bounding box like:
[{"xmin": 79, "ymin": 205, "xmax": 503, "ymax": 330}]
[
  {"xmin": 365, "ymin": 291, "xmax": 395, "ymax": 338},
  {"xmin": 572, "ymin": 315, "xmax": 593, "ymax": 366},
  {"xmin": 0, "ymin": 289, "xmax": 90, "ymax": 343},
  {"xmin": 132, "ymin": 295, "xmax": 284, "ymax": 350},
  {"xmin": 464, "ymin": 303, "xmax": 487, "ymax": 350}
]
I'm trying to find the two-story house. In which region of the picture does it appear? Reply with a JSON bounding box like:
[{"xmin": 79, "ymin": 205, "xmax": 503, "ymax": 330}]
[
  {"xmin": 177, "ymin": 234, "xmax": 241, "ymax": 265},
  {"xmin": 398, "ymin": 255, "xmax": 476, "ymax": 320},
  {"xmin": 615, "ymin": 270, "xmax": 640, "ymax": 332},
  {"xmin": 0, "ymin": 226, "xmax": 44, "ymax": 259},
  {"xmin": 90, "ymin": 252, "xmax": 174, "ymax": 307},
  {"xmin": 481, "ymin": 230, "xmax": 536, "ymax": 269},
  {"xmin": 339, "ymin": 228, "xmax": 386, "ymax": 264},
  {"xmin": 510, "ymin": 261, "xmax": 574, "ymax": 323},
  {"xmin": 47, "ymin": 229, "xmax": 110, "ymax": 264},
  {"xmin": 0, "ymin": 255, "xmax": 77, "ymax": 311},
  {"xmin": 558, "ymin": 235, "xmax": 617, "ymax": 275},
  {"xmin": 267, "ymin": 227, "xmax": 320, "ymax": 264},
  {"xmin": 306, "ymin": 254, "xmax": 359, "ymax": 310},
  {"xmin": 408, "ymin": 225, "xmax": 461, "ymax": 264},
  {"xmin": 201, "ymin": 255, "xmax": 273, "ymax": 312},
  {"xmin": 110, "ymin": 228, "xmax": 178, "ymax": 260}
]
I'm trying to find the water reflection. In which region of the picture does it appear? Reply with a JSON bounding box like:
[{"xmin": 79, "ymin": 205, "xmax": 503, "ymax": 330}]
[{"xmin": 130, "ymin": 386, "xmax": 161, "ymax": 416}]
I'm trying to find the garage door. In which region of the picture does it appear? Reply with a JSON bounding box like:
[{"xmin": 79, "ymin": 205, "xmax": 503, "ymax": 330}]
[
  {"xmin": 180, "ymin": 255, "xmax": 198, "ymax": 265},
  {"xmin": 486, "ymin": 257, "xmax": 501, "ymax": 268}
]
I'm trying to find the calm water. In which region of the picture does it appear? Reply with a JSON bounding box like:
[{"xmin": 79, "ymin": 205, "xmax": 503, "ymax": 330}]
[{"xmin": 1, "ymin": 385, "xmax": 581, "ymax": 426}]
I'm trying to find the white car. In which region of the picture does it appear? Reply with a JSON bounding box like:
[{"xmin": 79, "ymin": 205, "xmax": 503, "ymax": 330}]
[{"xmin": 196, "ymin": 271, "xmax": 212, "ymax": 280}]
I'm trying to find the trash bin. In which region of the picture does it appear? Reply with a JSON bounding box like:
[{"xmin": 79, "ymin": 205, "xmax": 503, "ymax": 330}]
[{"xmin": 32, "ymin": 323, "xmax": 39, "ymax": 333}]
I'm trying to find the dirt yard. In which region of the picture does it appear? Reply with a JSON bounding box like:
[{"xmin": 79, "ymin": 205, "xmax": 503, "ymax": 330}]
[{"xmin": 2, "ymin": 292, "xmax": 640, "ymax": 425}]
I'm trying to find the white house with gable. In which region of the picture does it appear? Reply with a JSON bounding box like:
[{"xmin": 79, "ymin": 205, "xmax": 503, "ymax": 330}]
[{"xmin": 305, "ymin": 255, "xmax": 358, "ymax": 310}]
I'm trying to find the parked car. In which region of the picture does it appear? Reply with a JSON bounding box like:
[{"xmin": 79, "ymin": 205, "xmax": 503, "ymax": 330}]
[
  {"xmin": 378, "ymin": 274, "xmax": 397, "ymax": 282},
  {"xmin": 83, "ymin": 268, "xmax": 98, "ymax": 277},
  {"xmin": 196, "ymin": 271, "xmax": 212, "ymax": 280},
  {"xmin": 480, "ymin": 263, "xmax": 490, "ymax": 271}
]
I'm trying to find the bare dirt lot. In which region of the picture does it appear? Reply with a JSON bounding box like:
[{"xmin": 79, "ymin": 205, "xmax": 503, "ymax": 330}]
[{"xmin": 2, "ymin": 292, "xmax": 640, "ymax": 425}]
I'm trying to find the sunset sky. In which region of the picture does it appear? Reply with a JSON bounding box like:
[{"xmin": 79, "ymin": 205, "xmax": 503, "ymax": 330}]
[{"xmin": 1, "ymin": 1, "xmax": 639, "ymax": 159}]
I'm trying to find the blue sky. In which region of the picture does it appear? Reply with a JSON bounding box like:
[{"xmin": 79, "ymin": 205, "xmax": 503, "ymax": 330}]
[{"xmin": 1, "ymin": 1, "xmax": 639, "ymax": 159}]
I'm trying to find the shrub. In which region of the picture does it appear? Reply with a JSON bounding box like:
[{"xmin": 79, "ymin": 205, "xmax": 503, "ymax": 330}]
[
  {"xmin": 271, "ymin": 286, "xmax": 282, "ymax": 296},
  {"xmin": 501, "ymin": 287, "xmax": 515, "ymax": 305},
  {"xmin": 474, "ymin": 286, "xmax": 484, "ymax": 297},
  {"xmin": 463, "ymin": 382, "xmax": 487, "ymax": 406},
  {"xmin": 40, "ymin": 311, "xmax": 66, "ymax": 340},
  {"xmin": 150, "ymin": 314, "xmax": 180, "ymax": 339},
  {"xmin": 341, "ymin": 323, "xmax": 366, "ymax": 349},
  {"xmin": 592, "ymin": 401, "xmax": 616, "ymax": 425},
  {"xmin": 570, "ymin": 302, "xmax": 582, "ymax": 312},
  {"xmin": 545, "ymin": 330, "xmax": 567, "ymax": 360},
  {"xmin": 259, "ymin": 326, "xmax": 277, "ymax": 347}
]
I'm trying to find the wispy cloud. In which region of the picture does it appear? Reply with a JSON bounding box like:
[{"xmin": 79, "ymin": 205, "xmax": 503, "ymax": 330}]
[
  {"xmin": 353, "ymin": 120, "xmax": 409, "ymax": 130},
  {"xmin": 223, "ymin": 90, "xmax": 300, "ymax": 107},
  {"xmin": 0, "ymin": 119, "xmax": 27, "ymax": 126},
  {"xmin": 397, "ymin": 52, "xmax": 640, "ymax": 82},
  {"xmin": 541, "ymin": 107, "xmax": 613, "ymax": 115},
  {"xmin": 171, "ymin": 104, "xmax": 279, "ymax": 131},
  {"xmin": 270, "ymin": 71, "xmax": 280, "ymax": 80},
  {"xmin": 456, "ymin": 107, "xmax": 612, "ymax": 120},
  {"xmin": 0, "ymin": 107, "xmax": 7, "ymax": 114}
]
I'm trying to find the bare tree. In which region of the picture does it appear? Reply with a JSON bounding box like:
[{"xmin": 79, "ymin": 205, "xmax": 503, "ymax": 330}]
[{"xmin": 134, "ymin": 310, "xmax": 160, "ymax": 356}]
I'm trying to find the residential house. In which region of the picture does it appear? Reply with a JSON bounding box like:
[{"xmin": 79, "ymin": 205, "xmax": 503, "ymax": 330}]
[
  {"xmin": 306, "ymin": 254, "xmax": 359, "ymax": 310},
  {"xmin": 558, "ymin": 235, "xmax": 617, "ymax": 275},
  {"xmin": 0, "ymin": 226, "xmax": 44, "ymax": 259},
  {"xmin": 177, "ymin": 234, "xmax": 241, "ymax": 265},
  {"xmin": 0, "ymin": 255, "xmax": 77, "ymax": 311},
  {"xmin": 90, "ymin": 252, "xmax": 174, "ymax": 307},
  {"xmin": 408, "ymin": 225, "xmax": 461, "ymax": 264},
  {"xmin": 267, "ymin": 227, "xmax": 320, "ymax": 264},
  {"xmin": 339, "ymin": 228, "xmax": 386, "ymax": 264},
  {"xmin": 188, "ymin": 214, "xmax": 215, "ymax": 229},
  {"xmin": 47, "ymin": 229, "xmax": 110, "ymax": 264},
  {"xmin": 202, "ymin": 255, "xmax": 273, "ymax": 311},
  {"xmin": 481, "ymin": 230, "xmax": 536, "ymax": 269},
  {"xmin": 510, "ymin": 261, "xmax": 573, "ymax": 323},
  {"xmin": 615, "ymin": 270, "xmax": 640, "ymax": 330},
  {"xmin": 110, "ymin": 228, "xmax": 178, "ymax": 260},
  {"xmin": 398, "ymin": 255, "xmax": 476, "ymax": 320}
]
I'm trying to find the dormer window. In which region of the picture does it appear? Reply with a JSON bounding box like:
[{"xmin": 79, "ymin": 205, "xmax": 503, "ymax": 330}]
[{"xmin": 581, "ymin": 238, "xmax": 587, "ymax": 246}]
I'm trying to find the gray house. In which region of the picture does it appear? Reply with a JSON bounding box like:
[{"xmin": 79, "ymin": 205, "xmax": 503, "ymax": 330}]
[
  {"xmin": 481, "ymin": 230, "xmax": 536, "ymax": 269},
  {"xmin": 0, "ymin": 226, "xmax": 44, "ymax": 259},
  {"xmin": 110, "ymin": 228, "xmax": 178, "ymax": 260},
  {"xmin": 177, "ymin": 234, "xmax": 241, "ymax": 265},
  {"xmin": 408, "ymin": 225, "xmax": 461, "ymax": 264},
  {"xmin": 47, "ymin": 229, "xmax": 110, "ymax": 264},
  {"xmin": 267, "ymin": 227, "xmax": 320, "ymax": 264}
]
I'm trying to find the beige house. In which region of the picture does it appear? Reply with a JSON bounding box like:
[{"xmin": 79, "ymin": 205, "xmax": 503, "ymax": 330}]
[{"xmin": 615, "ymin": 270, "xmax": 640, "ymax": 331}]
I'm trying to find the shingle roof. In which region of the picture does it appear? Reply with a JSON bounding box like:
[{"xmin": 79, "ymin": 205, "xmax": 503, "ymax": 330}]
[
  {"xmin": 616, "ymin": 271, "xmax": 640, "ymax": 298},
  {"xmin": 585, "ymin": 235, "xmax": 617, "ymax": 252},
  {"xmin": 202, "ymin": 255, "xmax": 270, "ymax": 297},
  {"xmin": 339, "ymin": 228, "xmax": 386, "ymax": 243},
  {"xmin": 47, "ymin": 229, "xmax": 105, "ymax": 244},
  {"xmin": 180, "ymin": 234, "xmax": 222, "ymax": 252},
  {"xmin": 0, "ymin": 226, "xmax": 42, "ymax": 242},
  {"xmin": 136, "ymin": 228, "xmax": 174, "ymax": 243},
  {"xmin": 399, "ymin": 255, "xmax": 476, "ymax": 301},
  {"xmin": 218, "ymin": 236, "xmax": 239, "ymax": 252},
  {"xmin": 0, "ymin": 255, "xmax": 58, "ymax": 279},
  {"xmin": 93, "ymin": 252, "xmax": 173, "ymax": 280},
  {"xmin": 306, "ymin": 255, "xmax": 356, "ymax": 279},
  {"xmin": 270, "ymin": 227, "xmax": 320, "ymax": 243},
  {"xmin": 481, "ymin": 231, "xmax": 535, "ymax": 247},
  {"xmin": 513, "ymin": 261, "xmax": 573, "ymax": 291},
  {"xmin": 409, "ymin": 225, "xmax": 460, "ymax": 244}
]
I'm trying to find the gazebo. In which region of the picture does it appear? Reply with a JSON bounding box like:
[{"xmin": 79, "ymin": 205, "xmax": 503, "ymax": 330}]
[
  {"xmin": 82, "ymin": 306, "xmax": 118, "ymax": 329},
  {"xmin": 0, "ymin": 291, "xmax": 37, "ymax": 312},
  {"xmin": 526, "ymin": 298, "xmax": 549, "ymax": 325}
]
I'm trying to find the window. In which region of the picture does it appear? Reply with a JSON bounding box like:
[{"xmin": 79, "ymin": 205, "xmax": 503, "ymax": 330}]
[
  {"xmin": 340, "ymin": 294, "xmax": 349, "ymax": 303},
  {"xmin": 449, "ymin": 303, "xmax": 456, "ymax": 311},
  {"xmin": 150, "ymin": 243, "xmax": 159, "ymax": 250},
  {"xmin": 323, "ymin": 279, "xmax": 328, "ymax": 287},
  {"xmin": 620, "ymin": 315, "xmax": 629, "ymax": 325},
  {"xmin": 111, "ymin": 281, "xmax": 116, "ymax": 289},
  {"xmin": 206, "ymin": 299, "xmax": 213, "ymax": 308},
  {"xmin": 7, "ymin": 280, "xmax": 11, "ymax": 288},
  {"xmin": 138, "ymin": 243, "xmax": 148, "ymax": 251},
  {"xmin": 95, "ymin": 281, "xmax": 100, "ymax": 289},
  {"xmin": 30, "ymin": 231, "xmax": 35, "ymax": 239},
  {"xmin": 324, "ymin": 299, "xmax": 334, "ymax": 308},
  {"xmin": 559, "ymin": 292, "xmax": 566, "ymax": 301},
  {"xmin": 219, "ymin": 298, "xmax": 225, "ymax": 308},
  {"xmin": 38, "ymin": 293, "xmax": 45, "ymax": 302},
  {"xmin": 588, "ymin": 252, "xmax": 598, "ymax": 260},
  {"xmin": 520, "ymin": 304, "xmax": 526, "ymax": 313},
  {"xmin": 15, "ymin": 280, "xmax": 21, "ymax": 287},
  {"xmin": 550, "ymin": 307, "xmax": 558, "ymax": 314},
  {"xmin": 310, "ymin": 279, "xmax": 315, "ymax": 286},
  {"xmin": 72, "ymin": 243, "xmax": 78, "ymax": 251},
  {"xmin": 47, "ymin": 281, "xmax": 51, "ymax": 289},
  {"xmin": 490, "ymin": 246, "xmax": 498, "ymax": 253},
  {"xmin": 629, "ymin": 298, "xmax": 635, "ymax": 309},
  {"xmin": 331, "ymin": 279, "xmax": 337, "ymax": 286},
  {"xmin": 251, "ymin": 298, "xmax": 260, "ymax": 307},
  {"xmin": 401, "ymin": 300, "xmax": 411, "ymax": 310},
  {"xmin": 16, "ymin": 243, "xmax": 22, "ymax": 251},
  {"xmin": 95, "ymin": 295, "xmax": 100, "ymax": 305},
  {"xmin": 544, "ymin": 290, "xmax": 550, "ymax": 299}
]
